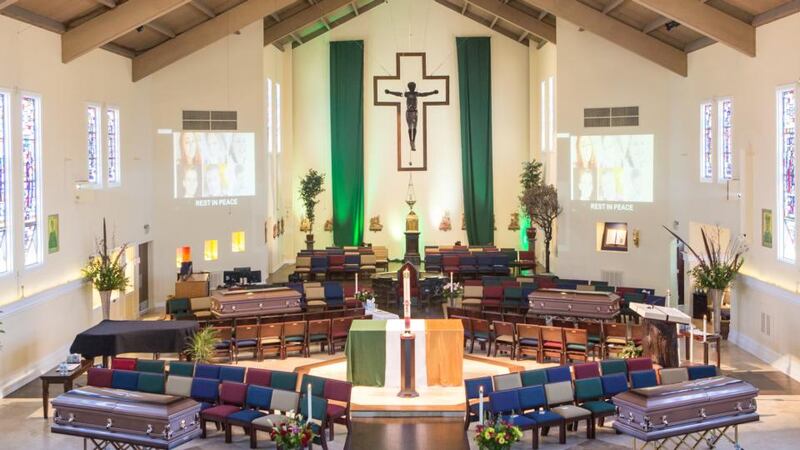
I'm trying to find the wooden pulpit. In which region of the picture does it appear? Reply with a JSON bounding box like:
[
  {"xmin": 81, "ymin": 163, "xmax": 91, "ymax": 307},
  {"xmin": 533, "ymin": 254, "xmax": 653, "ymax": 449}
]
[{"xmin": 629, "ymin": 303, "xmax": 691, "ymax": 368}]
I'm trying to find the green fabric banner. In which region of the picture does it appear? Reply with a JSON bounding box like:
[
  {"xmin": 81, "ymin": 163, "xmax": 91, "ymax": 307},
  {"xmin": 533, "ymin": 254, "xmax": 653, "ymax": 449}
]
[
  {"xmin": 330, "ymin": 41, "xmax": 365, "ymax": 246},
  {"xmin": 457, "ymin": 37, "xmax": 494, "ymax": 245}
]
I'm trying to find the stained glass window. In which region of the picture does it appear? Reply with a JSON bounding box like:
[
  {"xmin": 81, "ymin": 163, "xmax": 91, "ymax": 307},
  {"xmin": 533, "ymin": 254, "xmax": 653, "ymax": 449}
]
[
  {"xmin": 107, "ymin": 107, "xmax": 120, "ymax": 184},
  {"xmin": 22, "ymin": 95, "xmax": 42, "ymax": 266},
  {"xmin": 778, "ymin": 87, "xmax": 796, "ymax": 262},
  {"xmin": 0, "ymin": 92, "xmax": 10, "ymax": 273},
  {"xmin": 87, "ymin": 105, "xmax": 101, "ymax": 185},
  {"xmin": 718, "ymin": 99, "xmax": 733, "ymax": 180},
  {"xmin": 701, "ymin": 102, "xmax": 713, "ymax": 180}
]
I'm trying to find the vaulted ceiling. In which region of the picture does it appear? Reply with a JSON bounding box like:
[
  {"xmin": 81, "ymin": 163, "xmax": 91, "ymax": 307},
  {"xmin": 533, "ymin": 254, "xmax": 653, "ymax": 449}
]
[{"xmin": 1, "ymin": 0, "xmax": 799, "ymax": 80}]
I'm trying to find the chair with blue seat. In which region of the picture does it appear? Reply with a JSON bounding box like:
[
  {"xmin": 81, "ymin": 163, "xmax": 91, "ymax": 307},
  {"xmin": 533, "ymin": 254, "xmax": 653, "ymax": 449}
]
[
  {"xmin": 223, "ymin": 385, "xmax": 272, "ymax": 442},
  {"xmin": 600, "ymin": 373, "xmax": 629, "ymax": 397},
  {"xmin": 518, "ymin": 385, "xmax": 565, "ymax": 448},
  {"xmin": 324, "ymin": 283, "xmax": 345, "ymax": 309},
  {"xmin": 200, "ymin": 382, "xmax": 248, "ymax": 440},
  {"xmin": 425, "ymin": 253, "xmax": 442, "ymax": 272},
  {"xmin": 343, "ymin": 254, "xmax": 360, "ymax": 274},
  {"xmin": 600, "ymin": 359, "xmax": 628, "ymax": 377},
  {"xmin": 574, "ymin": 377, "xmax": 616, "ymax": 438},
  {"xmin": 459, "ymin": 255, "xmax": 478, "ymax": 278},
  {"xmin": 195, "ymin": 363, "xmax": 221, "ymax": 380},
  {"xmin": 476, "ymin": 254, "xmax": 495, "ymax": 275},
  {"xmin": 630, "ymin": 370, "xmax": 659, "ymax": 389},
  {"xmin": 520, "ymin": 368, "xmax": 548, "ymax": 387},
  {"xmin": 489, "ymin": 389, "xmax": 537, "ymax": 435},
  {"xmin": 271, "ymin": 370, "xmax": 299, "ymax": 391},
  {"xmin": 190, "ymin": 377, "xmax": 221, "ymax": 410},
  {"xmin": 492, "ymin": 254, "xmax": 510, "ymax": 275},
  {"xmin": 545, "ymin": 365, "xmax": 572, "ymax": 383},
  {"xmin": 111, "ymin": 370, "xmax": 140, "ymax": 391},
  {"xmin": 464, "ymin": 377, "xmax": 493, "ymax": 430},
  {"xmin": 688, "ymin": 364, "xmax": 718, "ymax": 380},
  {"xmin": 282, "ymin": 321, "xmax": 308, "ymax": 358},
  {"xmin": 219, "ymin": 365, "xmax": 246, "ymax": 383},
  {"xmin": 168, "ymin": 361, "xmax": 195, "ymax": 378},
  {"xmin": 233, "ymin": 323, "xmax": 259, "ymax": 362},
  {"xmin": 310, "ymin": 255, "xmax": 328, "ymax": 279},
  {"xmin": 469, "ymin": 318, "xmax": 494, "ymax": 355},
  {"xmin": 517, "ymin": 323, "xmax": 542, "ymax": 362}
]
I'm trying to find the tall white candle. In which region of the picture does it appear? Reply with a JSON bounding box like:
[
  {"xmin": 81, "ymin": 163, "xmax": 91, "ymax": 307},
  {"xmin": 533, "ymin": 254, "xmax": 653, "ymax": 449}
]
[
  {"xmin": 689, "ymin": 325, "xmax": 694, "ymax": 362},
  {"xmin": 450, "ymin": 271, "xmax": 454, "ymax": 286},
  {"xmin": 354, "ymin": 272, "xmax": 358, "ymax": 293},
  {"xmin": 307, "ymin": 383, "xmax": 312, "ymax": 424},
  {"xmin": 703, "ymin": 315, "xmax": 707, "ymax": 343},
  {"xmin": 479, "ymin": 385, "xmax": 484, "ymax": 425},
  {"xmin": 676, "ymin": 323, "xmax": 682, "ymax": 362},
  {"xmin": 403, "ymin": 269, "xmax": 411, "ymax": 331}
]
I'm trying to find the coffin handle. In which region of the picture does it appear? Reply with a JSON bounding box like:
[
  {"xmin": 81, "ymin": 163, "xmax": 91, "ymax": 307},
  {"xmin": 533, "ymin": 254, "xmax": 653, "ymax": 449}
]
[
  {"xmin": 146, "ymin": 424, "xmax": 153, "ymax": 436},
  {"xmin": 106, "ymin": 418, "xmax": 113, "ymax": 430},
  {"xmin": 699, "ymin": 408, "xmax": 707, "ymax": 419},
  {"xmin": 661, "ymin": 415, "xmax": 669, "ymax": 427}
]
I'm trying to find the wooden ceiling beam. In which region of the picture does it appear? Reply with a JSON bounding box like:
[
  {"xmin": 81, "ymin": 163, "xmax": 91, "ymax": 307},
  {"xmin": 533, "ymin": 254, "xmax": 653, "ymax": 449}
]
[
  {"xmin": 351, "ymin": 1, "xmax": 359, "ymax": 15},
  {"xmin": 133, "ymin": 0, "xmax": 294, "ymax": 81},
  {"xmin": 684, "ymin": 36, "xmax": 715, "ymax": 53},
  {"xmin": 642, "ymin": 16, "xmax": 669, "ymax": 34},
  {"xmin": 62, "ymin": 0, "xmax": 190, "ymax": 63},
  {"xmin": 467, "ymin": 0, "xmax": 557, "ymax": 43},
  {"xmin": 0, "ymin": 0, "xmax": 20, "ymax": 10},
  {"xmin": 521, "ymin": 0, "xmax": 687, "ymax": 76},
  {"xmin": 263, "ymin": 0, "xmax": 352, "ymax": 46},
  {"xmin": 2, "ymin": 5, "xmax": 65, "ymax": 32},
  {"xmin": 190, "ymin": 0, "xmax": 216, "ymax": 18},
  {"xmin": 602, "ymin": 0, "xmax": 624, "ymax": 15},
  {"xmin": 630, "ymin": 0, "xmax": 755, "ymax": 57},
  {"xmin": 752, "ymin": 0, "xmax": 800, "ymax": 27},
  {"xmin": 93, "ymin": 0, "xmax": 117, "ymax": 8},
  {"xmin": 145, "ymin": 20, "xmax": 176, "ymax": 38}
]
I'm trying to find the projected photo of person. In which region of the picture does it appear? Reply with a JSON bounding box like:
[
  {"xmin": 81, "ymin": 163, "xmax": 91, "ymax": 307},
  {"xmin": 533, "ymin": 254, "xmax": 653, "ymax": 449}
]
[
  {"xmin": 181, "ymin": 166, "xmax": 200, "ymax": 198},
  {"xmin": 179, "ymin": 132, "xmax": 203, "ymax": 166},
  {"xmin": 227, "ymin": 133, "xmax": 255, "ymax": 196},
  {"xmin": 572, "ymin": 135, "xmax": 597, "ymax": 201},
  {"xmin": 570, "ymin": 134, "xmax": 654, "ymax": 203},
  {"xmin": 173, "ymin": 131, "xmax": 256, "ymax": 200},
  {"xmin": 203, "ymin": 164, "xmax": 225, "ymax": 197}
]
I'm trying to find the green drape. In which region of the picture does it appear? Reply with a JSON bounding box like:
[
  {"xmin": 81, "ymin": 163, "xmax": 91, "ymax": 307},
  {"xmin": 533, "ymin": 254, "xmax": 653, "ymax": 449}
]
[
  {"xmin": 457, "ymin": 37, "xmax": 494, "ymax": 245},
  {"xmin": 330, "ymin": 41, "xmax": 364, "ymax": 246}
]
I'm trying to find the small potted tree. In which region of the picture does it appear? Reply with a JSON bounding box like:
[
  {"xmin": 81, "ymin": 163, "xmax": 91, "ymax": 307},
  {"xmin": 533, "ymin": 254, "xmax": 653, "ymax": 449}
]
[
  {"xmin": 299, "ymin": 169, "xmax": 325, "ymax": 250},
  {"xmin": 185, "ymin": 327, "xmax": 219, "ymax": 362},
  {"xmin": 82, "ymin": 219, "xmax": 129, "ymax": 320},
  {"xmin": 519, "ymin": 160, "xmax": 543, "ymax": 247},
  {"xmin": 520, "ymin": 184, "xmax": 562, "ymax": 274}
]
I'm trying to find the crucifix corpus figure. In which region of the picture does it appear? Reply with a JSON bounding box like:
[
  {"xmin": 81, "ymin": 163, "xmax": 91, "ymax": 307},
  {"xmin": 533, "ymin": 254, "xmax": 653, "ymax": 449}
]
[{"xmin": 384, "ymin": 82, "xmax": 439, "ymax": 151}]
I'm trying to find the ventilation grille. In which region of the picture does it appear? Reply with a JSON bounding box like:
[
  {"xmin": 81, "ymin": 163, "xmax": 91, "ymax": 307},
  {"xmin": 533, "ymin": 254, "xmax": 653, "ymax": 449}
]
[
  {"xmin": 600, "ymin": 270, "xmax": 623, "ymax": 287},
  {"xmin": 182, "ymin": 110, "xmax": 238, "ymax": 130},
  {"xmin": 584, "ymin": 106, "xmax": 639, "ymax": 127}
]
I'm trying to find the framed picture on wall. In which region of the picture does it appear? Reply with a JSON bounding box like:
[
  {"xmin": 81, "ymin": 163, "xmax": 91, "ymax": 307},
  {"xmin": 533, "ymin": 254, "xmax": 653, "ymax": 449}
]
[
  {"xmin": 762, "ymin": 209, "xmax": 773, "ymax": 248},
  {"xmin": 47, "ymin": 214, "xmax": 59, "ymax": 254},
  {"xmin": 601, "ymin": 222, "xmax": 628, "ymax": 252}
]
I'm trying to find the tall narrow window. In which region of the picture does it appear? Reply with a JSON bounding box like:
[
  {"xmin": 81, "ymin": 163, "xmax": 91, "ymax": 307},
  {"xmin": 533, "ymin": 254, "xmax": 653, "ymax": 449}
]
[
  {"xmin": 87, "ymin": 104, "xmax": 101, "ymax": 185},
  {"xmin": 778, "ymin": 86, "xmax": 796, "ymax": 262},
  {"xmin": 718, "ymin": 98, "xmax": 733, "ymax": 180},
  {"xmin": 107, "ymin": 107, "xmax": 120, "ymax": 185},
  {"xmin": 275, "ymin": 82, "xmax": 282, "ymax": 153},
  {"xmin": 0, "ymin": 91, "xmax": 10, "ymax": 273},
  {"xmin": 700, "ymin": 102, "xmax": 713, "ymax": 181},
  {"xmin": 540, "ymin": 80, "xmax": 546, "ymax": 152},
  {"xmin": 21, "ymin": 94, "xmax": 42, "ymax": 266},
  {"xmin": 547, "ymin": 76, "xmax": 555, "ymax": 152},
  {"xmin": 266, "ymin": 78, "xmax": 273, "ymax": 153}
]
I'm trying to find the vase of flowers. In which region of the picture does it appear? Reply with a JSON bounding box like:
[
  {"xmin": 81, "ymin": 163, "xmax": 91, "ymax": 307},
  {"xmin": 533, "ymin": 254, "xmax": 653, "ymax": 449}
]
[
  {"xmin": 664, "ymin": 225, "xmax": 746, "ymax": 336},
  {"xmin": 82, "ymin": 219, "xmax": 130, "ymax": 321},
  {"xmin": 355, "ymin": 289, "xmax": 375, "ymax": 311},
  {"xmin": 474, "ymin": 418, "xmax": 523, "ymax": 450},
  {"xmin": 266, "ymin": 411, "xmax": 316, "ymax": 450},
  {"xmin": 443, "ymin": 281, "xmax": 462, "ymax": 308}
]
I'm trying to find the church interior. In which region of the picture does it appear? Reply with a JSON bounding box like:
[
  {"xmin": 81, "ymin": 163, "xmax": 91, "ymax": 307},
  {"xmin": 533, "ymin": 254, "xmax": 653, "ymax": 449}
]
[{"xmin": 1, "ymin": 0, "xmax": 800, "ymax": 449}]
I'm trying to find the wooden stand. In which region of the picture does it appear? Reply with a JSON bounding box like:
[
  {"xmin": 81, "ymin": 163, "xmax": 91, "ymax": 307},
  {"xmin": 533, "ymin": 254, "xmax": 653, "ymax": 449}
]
[
  {"xmin": 398, "ymin": 333, "xmax": 418, "ymax": 398},
  {"xmin": 305, "ymin": 233, "xmax": 315, "ymax": 251},
  {"xmin": 404, "ymin": 231, "xmax": 420, "ymax": 265},
  {"xmin": 642, "ymin": 318, "xmax": 680, "ymax": 368}
]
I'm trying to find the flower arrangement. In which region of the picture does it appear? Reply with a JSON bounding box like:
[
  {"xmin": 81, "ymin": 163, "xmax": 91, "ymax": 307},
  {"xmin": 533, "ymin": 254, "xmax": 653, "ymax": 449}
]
[
  {"xmin": 81, "ymin": 219, "xmax": 130, "ymax": 292},
  {"xmin": 663, "ymin": 225, "xmax": 746, "ymax": 291},
  {"xmin": 354, "ymin": 289, "xmax": 374, "ymax": 303},
  {"xmin": 474, "ymin": 418, "xmax": 523, "ymax": 450},
  {"xmin": 266, "ymin": 411, "xmax": 316, "ymax": 449},
  {"xmin": 619, "ymin": 341, "xmax": 643, "ymax": 359},
  {"xmin": 443, "ymin": 281, "xmax": 462, "ymax": 306}
]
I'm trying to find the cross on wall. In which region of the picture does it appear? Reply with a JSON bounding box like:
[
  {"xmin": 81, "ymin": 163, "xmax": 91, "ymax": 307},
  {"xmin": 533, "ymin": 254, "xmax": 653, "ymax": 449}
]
[{"xmin": 373, "ymin": 53, "xmax": 450, "ymax": 171}]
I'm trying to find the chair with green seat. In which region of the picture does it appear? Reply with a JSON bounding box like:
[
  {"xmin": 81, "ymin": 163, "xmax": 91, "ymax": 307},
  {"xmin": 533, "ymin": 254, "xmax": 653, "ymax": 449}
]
[
  {"xmin": 502, "ymin": 287, "xmax": 524, "ymax": 313},
  {"xmin": 299, "ymin": 394, "xmax": 330, "ymax": 450},
  {"xmin": 520, "ymin": 368, "xmax": 548, "ymax": 387},
  {"xmin": 600, "ymin": 359, "xmax": 628, "ymax": 377},
  {"xmin": 281, "ymin": 320, "xmax": 308, "ymax": 359},
  {"xmin": 135, "ymin": 359, "xmax": 165, "ymax": 374},
  {"xmin": 301, "ymin": 374, "xmax": 327, "ymax": 397},
  {"xmin": 270, "ymin": 370, "xmax": 299, "ymax": 391},
  {"xmin": 166, "ymin": 297, "xmax": 193, "ymax": 320},
  {"xmin": 169, "ymin": 361, "xmax": 195, "ymax": 378},
  {"xmin": 564, "ymin": 328, "xmax": 589, "ymax": 363},
  {"xmin": 137, "ymin": 373, "xmax": 166, "ymax": 394},
  {"xmin": 574, "ymin": 377, "xmax": 616, "ymax": 438},
  {"xmin": 469, "ymin": 318, "xmax": 494, "ymax": 356}
]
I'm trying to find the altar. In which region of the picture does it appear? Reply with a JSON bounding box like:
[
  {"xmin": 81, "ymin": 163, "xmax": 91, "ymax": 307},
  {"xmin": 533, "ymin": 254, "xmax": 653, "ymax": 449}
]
[{"xmin": 345, "ymin": 319, "xmax": 463, "ymax": 389}]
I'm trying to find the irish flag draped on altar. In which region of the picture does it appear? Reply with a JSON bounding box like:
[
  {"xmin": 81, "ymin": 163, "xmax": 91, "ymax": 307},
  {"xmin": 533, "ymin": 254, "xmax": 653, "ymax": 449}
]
[{"xmin": 345, "ymin": 319, "xmax": 464, "ymax": 388}]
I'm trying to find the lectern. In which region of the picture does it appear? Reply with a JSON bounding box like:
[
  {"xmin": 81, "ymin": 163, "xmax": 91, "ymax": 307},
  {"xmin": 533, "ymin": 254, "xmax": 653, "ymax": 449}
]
[{"xmin": 629, "ymin": 303, "xmax": 691, "ymax": 368}]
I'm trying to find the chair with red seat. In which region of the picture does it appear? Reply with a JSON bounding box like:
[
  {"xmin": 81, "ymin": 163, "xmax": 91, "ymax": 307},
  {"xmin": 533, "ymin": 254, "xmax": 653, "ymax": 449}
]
[
  {"xmin": 516, "ymin": 251, "xmax": 536, "ymax": 275},
  {"xmin": 573, "ymin": 362, "xmax": 601, "ymax": 380},
  {"xmin": 626, "ymin": 356, "xmax": 654, "ymax": 374},
  {"xmin": 541, "ymin": 326, "xmax": 565, "ymax": 364},
  {"xmin": 200, "ymin": 381, "xmax": 248, "ymax": 439},
  {"xmin": 245, "ymin": 368, "xmax": 272, "ymax": 387},
  {"xmin": 482, "ymin": 285, "xmax": 504, "ymax": 311},
  {"xmin": 442, "ymin": 255, "xmax": 461, "ymax": 278},
  {"xmin": 87, "ymin": 368, "xmax": 114, "ymax": 388},
  {"xmin": 111, "ymin": 357, "xmax": 137, "ymax": 371},
  {"xmin": 327, "ymin": 254, "xmax": 345, "ymax": 277},
  {"xmin": 323, "ymin": 379, "xmax": 352, "ymax": 441},
  {"xmin": 330, "ymin": 317, "xmax": 353, "ymax": 353}
]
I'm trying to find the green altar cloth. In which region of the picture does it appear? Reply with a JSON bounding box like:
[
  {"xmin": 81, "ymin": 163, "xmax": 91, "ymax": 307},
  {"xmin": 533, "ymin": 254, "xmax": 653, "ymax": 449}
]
[{"xmin": 345, "ymin": 319, "xmax": 387, "ymax": 387}]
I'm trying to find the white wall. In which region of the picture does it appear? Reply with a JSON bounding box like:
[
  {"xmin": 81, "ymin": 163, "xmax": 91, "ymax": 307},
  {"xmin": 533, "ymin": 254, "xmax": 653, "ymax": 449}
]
[
  {"xmin": 291, "ymin": 0, "xmax": 530, "ymax": 258},
  {"xmin": 0, "ymin": 16, "xmax": 153, "ymax": 395},
  {"xmin": 149, "ymin": 22, "xmax": 266, "ymax": 303}
]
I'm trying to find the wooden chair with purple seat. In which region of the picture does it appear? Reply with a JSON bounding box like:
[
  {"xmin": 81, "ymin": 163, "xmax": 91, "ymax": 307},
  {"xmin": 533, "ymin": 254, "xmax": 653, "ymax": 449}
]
[
  {"xmin": 516, "ymin": 323, "xmax": 542, "ymax": 362},
  {"xmin": 330, "ymin": 317, "xmax": 353, "ymax": 354},
  {"xmin": 200, "ymin": 381, "xmax": 248, "ymax": 440},
  {"xmin": 324, "ymin": 379, "xmax": 352, "ymax": 442},
  {"xmin": 233, "ymin": 321, "xmax": 259, "ymax": 363}
]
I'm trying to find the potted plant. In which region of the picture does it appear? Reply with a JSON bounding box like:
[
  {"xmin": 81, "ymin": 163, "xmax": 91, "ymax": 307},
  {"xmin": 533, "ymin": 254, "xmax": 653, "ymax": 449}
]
[
  {"xmin": 474, "ymin": 418, "xmax": 523, "ymax": 450},
  {"xmin": 519, "ymin": 160, "xmax": 543, "ymax": 250},
  {"xmin": 266, "ymin": 410, "xmax": 317, "ymax": 449},
  {"xmin": 619, "ymin": 341, "xmax": 643, "ymax": 359},
  {"xmin": 355, "ymin": 289, "xmax": 375, "ymax": 311},
  {"xmin": 185, "ymin": 327, "xmax": 219, "ymax": 363},
  {"xmin": 664, "ymin": 225, "xmax": 746, "ymax": 337},
  {"xmin": 81, "ymin": 219, "xmax": 129, "ymax": 320},
  {"xmin": 520, "ymin": 183, "xmax": 562, "ymax": 274},
  {"xmin": 299, "ymin": 169, "xmax": 325, "ymax": 250}
]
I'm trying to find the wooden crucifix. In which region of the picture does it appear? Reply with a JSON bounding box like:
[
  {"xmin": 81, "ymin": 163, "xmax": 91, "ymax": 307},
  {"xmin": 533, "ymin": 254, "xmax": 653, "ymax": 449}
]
[{"xmin": 374, "ymin": 53, "xmax": 449, "ymax": 171}]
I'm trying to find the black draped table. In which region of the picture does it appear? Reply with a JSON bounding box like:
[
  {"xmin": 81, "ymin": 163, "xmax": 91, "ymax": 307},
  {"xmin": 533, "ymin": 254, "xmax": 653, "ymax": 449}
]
[{"xmin": 70, "ymin": 320, "xmax": 198, "ymax": 366}]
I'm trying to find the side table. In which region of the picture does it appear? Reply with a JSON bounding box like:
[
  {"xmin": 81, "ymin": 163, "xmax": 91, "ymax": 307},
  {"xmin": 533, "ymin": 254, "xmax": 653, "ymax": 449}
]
[{"xmin": 40, "ymin": 359, "xmax": 93, "ymax": 419}]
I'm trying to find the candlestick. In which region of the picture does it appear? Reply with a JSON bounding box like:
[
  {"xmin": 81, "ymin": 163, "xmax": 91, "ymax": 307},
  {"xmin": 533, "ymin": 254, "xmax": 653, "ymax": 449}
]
[
  {"xmin": 478, "ymin": 385, "xmax": 484, "ymax": 425},
  {"xmin": 450, "ymin": 271, "xmax": 454, "ymax": 286},
  {"xmin": 689, "ymin": 325, "xmax": 694, "ymax": 362},
  {"xmin": 307, "ymin": 383, "xmax": 312, "ymax": 424},
  {"xmin": 676, "ymin": 323, "xmax": 682, "ymax": 362},
  {"xmin": 403, "ymin": 269, "xmax": 411, "ymax": 331},
  {"xmin": 355, "ymin": 272, "xmax": 358, "ymax": 293},
  {"xmin": 703, "ymin": 315, "xmax": 707, "ymax": 343}
]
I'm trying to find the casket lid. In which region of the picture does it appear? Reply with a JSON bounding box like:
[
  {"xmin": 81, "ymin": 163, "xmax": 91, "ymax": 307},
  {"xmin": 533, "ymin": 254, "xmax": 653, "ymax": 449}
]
[
  {"xmin": 533, "ymin": 289, "xmax": 621, "ymax": 301},
  {"xmin": 615, "ymin": 376, "xmax": 758, "ymax": 411},
  {"xmin": 52, "ymin": 386, "xmax": 198, "ymax": 419}
]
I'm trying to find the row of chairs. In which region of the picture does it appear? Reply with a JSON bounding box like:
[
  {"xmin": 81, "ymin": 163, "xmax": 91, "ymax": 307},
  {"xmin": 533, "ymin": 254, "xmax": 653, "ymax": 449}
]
[
  {"xmin": 427, "ymin": 253, "xmax": 513, "ymax": 278},
  {"xmin": 294, "ymin": 246, "xmax": 389, "ymax": 280},
  {"xmin": 465, "ymin": 361, "xmax": 720, "ymax": 447},
  {"xmin": 202, "ymin": 315, "xmax": 369, "ymax": 361}
]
